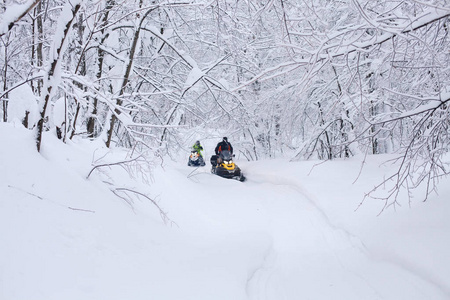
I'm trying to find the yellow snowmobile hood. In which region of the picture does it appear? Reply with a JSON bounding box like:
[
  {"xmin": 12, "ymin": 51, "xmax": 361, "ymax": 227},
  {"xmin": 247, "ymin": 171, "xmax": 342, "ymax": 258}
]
[{"xmin": 220, "ymin": 161, "xmax": 236, "ymax": 170}]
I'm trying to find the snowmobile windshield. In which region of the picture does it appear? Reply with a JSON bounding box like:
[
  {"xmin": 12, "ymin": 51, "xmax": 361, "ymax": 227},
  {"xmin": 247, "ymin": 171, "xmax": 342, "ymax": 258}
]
[{"xmin": 220, "ymin": 150, "xmax": 233, "ymax": 160}]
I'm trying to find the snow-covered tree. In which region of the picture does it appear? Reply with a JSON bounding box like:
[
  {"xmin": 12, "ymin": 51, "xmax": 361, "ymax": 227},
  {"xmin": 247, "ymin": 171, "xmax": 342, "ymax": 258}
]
[{"xmin": 0, "ymin": 0, "xmax": 448, "ymax": 204}]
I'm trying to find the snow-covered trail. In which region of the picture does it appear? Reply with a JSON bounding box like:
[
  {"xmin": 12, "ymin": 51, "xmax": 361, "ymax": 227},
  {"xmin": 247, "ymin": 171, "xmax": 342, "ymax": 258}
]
[
  {"xmin": 155, "ymin": 162, "xmax": 448, "ymax": 300},
  {"xmin": 2, "ymin": 124, "xmax": 449, "ymax": 300}
]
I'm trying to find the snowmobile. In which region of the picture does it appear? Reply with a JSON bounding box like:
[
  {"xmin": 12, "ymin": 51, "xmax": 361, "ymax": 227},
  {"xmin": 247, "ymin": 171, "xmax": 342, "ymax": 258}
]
[
  {"xmin": 210, "ymin": 150, "xmax": 246, "ymax": 182},
  {"xmin": 188, "ymin": 150, "xmax": 206, "ymax": 167}
]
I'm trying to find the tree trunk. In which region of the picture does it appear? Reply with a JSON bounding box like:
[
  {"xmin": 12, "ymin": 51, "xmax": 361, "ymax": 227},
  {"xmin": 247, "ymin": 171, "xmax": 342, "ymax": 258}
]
[
  {"xmin": 87, "ymin": 0, "xmax": 114, "ymax": 138},
  {"xmin": 69, "ymin": 12, "xmax": 87, "ymax": 140},
  {"xmin": 32, "ymin": 0, "xmax": 44, "ymax": 96},
  {"xmin": 36, "ymin": 3, "xmax": 81, "ymax": 152},
  {"xmin": 105, "ymin": 7, "xmax": 154, "ymax": 148},
  {"xmin": 2, "ymin": 35, "xmax": 8, "ymax": 122}
]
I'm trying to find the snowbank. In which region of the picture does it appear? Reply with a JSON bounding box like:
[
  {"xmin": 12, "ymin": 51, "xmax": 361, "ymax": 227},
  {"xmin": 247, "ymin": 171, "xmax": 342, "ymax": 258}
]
[{"xmin": 1, "ymin": 123, "xmax": 449, "ymax": 299}]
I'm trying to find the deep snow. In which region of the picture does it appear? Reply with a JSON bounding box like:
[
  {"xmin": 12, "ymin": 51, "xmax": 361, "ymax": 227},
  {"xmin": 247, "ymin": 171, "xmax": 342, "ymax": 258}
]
[{"xmin": 1, "ymin": 122, "xmax": 449, "ymax": 300}]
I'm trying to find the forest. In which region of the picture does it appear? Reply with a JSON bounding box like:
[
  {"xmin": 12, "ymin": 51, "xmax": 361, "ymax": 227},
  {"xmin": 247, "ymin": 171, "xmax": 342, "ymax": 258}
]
[{"xmin": 1, "ymin": 0, "xmax": 449, "ymax": 205}]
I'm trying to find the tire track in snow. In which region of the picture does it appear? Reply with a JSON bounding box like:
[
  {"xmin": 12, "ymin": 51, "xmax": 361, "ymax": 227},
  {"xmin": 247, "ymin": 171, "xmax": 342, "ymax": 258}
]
[
  {"xmin": 176, "ymin": 163, "xmax": 448, "ymax": 299},
  {"xmin": 244, "ymin": 171, "xmax": 449, "ymax": 300},
  {"xmin": 243, "ymin": 172, "xmax": 380, "ymax": 300},
  {"xmin": 245, "ymin": 244, "xmax": 278, "ymax": 300}
]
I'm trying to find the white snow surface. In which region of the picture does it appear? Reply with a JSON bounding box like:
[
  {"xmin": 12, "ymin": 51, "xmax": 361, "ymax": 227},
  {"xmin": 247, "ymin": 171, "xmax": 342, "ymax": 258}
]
[
  {"xmin": 1, "ymin": 122, "xmax": 450, "ymax": 300},
  {"xmin": 6, "ymin": 83, "xmax": 39, "ymax": 127}
]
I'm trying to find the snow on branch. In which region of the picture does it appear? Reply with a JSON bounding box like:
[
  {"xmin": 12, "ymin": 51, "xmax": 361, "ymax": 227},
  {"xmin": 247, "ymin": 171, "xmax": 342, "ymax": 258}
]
[
  {"xmin": 324, "ymin": 6, "xmax": 450, "ymax": 59},
  {"xmin": 142, "ymin": 24, "xmax": 196, "ymax": 69},
  {"xmin": 371, "ymin": 90, "xmax": 450, "ymax": 125},
  {"xmin": 181, "ymin": 54, "xmax": 231, "ymax": 97},
  {"xmin": 0, "ymin": 0, "xmax": 41, "ymax": 37},
  {"xmin": 234, "ymin": 6, "xmax": 450, "ymax": 92},
  {"xmin": 231, "ymin": 61, "xmax": 308, "ymax": 92}
]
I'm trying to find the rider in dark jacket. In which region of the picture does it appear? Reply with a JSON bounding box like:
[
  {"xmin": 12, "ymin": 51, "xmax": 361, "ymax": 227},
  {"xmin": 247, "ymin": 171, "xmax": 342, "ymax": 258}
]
[{"xmin": 215, "ymin": 137, "xmax": 233, "ymax": 155}]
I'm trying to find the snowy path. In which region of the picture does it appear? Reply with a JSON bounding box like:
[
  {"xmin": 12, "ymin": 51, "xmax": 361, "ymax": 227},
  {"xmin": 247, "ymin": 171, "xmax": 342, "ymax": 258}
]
[
  {"xmin": 158, "ymin": 163, "xmax": 448, "ymax": 300},
  {"xmin": 2, "ymin": 124, "xmax": 448, "ymax": 300}
]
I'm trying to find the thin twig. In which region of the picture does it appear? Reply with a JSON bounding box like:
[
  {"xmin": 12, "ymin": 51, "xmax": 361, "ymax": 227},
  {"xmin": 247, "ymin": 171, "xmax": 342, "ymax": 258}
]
[
  {"xmin": 87, "ymin": 154, "xmax": 144, "ymax": 179},
  {"xmin": 114, "ymin": 187, "xmax": 174, "ymax": 225}
]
